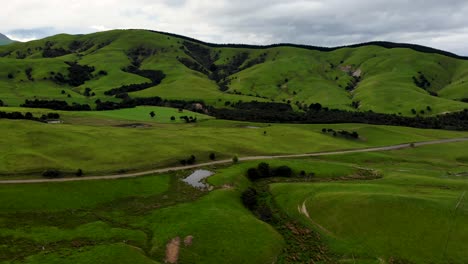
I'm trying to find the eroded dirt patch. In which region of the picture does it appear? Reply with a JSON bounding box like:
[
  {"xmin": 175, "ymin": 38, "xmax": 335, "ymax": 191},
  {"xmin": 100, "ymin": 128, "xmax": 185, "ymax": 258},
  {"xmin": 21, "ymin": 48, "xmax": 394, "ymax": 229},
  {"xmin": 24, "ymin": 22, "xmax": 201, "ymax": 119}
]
[{"xmin": 165, "ymin": 237, "xmax": 180, "ymax": 264}]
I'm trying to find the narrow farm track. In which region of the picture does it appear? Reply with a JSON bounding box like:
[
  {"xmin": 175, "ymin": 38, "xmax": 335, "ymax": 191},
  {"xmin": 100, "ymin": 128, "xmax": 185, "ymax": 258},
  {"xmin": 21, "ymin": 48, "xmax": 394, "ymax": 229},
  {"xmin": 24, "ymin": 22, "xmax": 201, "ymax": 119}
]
[{"xmin": 1, "ymin": 137, "xmax": 467, "ymax": 184}]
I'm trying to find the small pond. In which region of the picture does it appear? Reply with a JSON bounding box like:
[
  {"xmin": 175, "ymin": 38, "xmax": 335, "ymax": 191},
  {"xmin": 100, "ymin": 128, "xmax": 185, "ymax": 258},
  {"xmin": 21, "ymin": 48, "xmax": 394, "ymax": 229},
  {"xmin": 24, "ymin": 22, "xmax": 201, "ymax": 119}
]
[{"xmin": 182, "ymin": 170, "xmax": 214, "ymax": 189}]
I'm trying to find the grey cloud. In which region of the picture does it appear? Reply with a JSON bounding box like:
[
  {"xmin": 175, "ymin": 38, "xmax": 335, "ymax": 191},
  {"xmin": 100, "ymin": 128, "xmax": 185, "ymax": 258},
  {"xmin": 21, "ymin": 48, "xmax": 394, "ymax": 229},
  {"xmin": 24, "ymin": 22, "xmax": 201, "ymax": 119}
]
[{"xmin": 3, "ymin": 0, "xmax": 468, "ymax": 54}]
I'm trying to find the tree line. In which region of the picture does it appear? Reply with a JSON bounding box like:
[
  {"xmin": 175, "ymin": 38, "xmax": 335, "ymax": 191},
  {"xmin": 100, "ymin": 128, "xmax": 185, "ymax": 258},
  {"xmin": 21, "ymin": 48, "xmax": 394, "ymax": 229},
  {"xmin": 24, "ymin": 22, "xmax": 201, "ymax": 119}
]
[
  {"xmin": 0, "ymin": 111, "xmax": 60, "ymax": 122},
  {"xmin": 18, "ymin": 97, "xmax": 468, "ymax": 130}
]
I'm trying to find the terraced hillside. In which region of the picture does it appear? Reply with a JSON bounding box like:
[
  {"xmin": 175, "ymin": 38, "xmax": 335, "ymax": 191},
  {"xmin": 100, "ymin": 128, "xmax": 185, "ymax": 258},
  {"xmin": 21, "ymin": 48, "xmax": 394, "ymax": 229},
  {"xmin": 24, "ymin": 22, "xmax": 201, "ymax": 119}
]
[{"xmin": 0, "ymin": 29, "xmax": 467, "ymax": 115}]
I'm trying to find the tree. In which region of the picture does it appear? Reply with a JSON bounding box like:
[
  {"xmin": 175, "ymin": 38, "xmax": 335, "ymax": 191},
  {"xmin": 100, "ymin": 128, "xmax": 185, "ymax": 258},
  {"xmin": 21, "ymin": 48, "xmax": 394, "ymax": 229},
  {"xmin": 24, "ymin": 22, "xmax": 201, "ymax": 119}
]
[
  {"xmin": 84, "ymin": 87, "xmax": 92, "ymax": 97},
  {"xmin": 257, "ymin": 162, "xmax": 270, "ymax": 178},
  {"xmin": 247, "ymin": 168, "xmax": 260, "ymax": 180},
  {"xmin": 170, "ymin": 116, "xmax": 176, "ymax": 121},
  {"xmin": 272, "ymin": 165, "xmax": 293, "ymax": 177},
  {"xmin": 149, "ymin": 111, "xmax": 155, "ymax": 118},
  {"xmin": 241, "ymin": 188, "xmax": 258, "ymax": 210},
  {"xmin": 187, "ymin": 155, "xmax": 196, "ymax": 165},
  {"xmin": 0, "ymin": 99, "xmax": 3, "ymax": 107},
  {"xmin": 25, "ymin": 112, "xmax": 33, "ymax": 119},
  {"xmin": 76, "ymin": 169, "xmax": 83, "ymax": 177},
  {"xmin": 209, "ymin": 152, "xmax": 216, "ymax": 160},
  {"xmin": 232, "ymin": 155, "xmax": 239, "ymax": 163},
  {"xmin": 7, "ymin": 73, "xmax": 13, "ymax": 79},
  {"xmin": 309, "ymin": 103, "xmax": 322, "ymax": 111}
]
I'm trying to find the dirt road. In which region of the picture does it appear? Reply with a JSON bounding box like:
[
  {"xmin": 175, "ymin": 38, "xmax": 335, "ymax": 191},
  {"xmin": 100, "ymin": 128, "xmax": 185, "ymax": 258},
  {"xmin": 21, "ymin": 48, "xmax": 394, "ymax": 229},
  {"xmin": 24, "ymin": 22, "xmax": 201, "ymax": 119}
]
[{"xmin": 1, "ymin": 137, "xmax": 466, "ymax": 184}]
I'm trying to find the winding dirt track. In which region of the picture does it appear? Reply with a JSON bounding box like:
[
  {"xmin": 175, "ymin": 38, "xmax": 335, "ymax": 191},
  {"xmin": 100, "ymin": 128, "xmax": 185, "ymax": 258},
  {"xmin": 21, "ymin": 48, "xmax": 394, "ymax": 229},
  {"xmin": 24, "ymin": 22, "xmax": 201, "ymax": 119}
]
[{"xmin": 1, "ymin": 137, "xmax": 467, "ymax": 184}]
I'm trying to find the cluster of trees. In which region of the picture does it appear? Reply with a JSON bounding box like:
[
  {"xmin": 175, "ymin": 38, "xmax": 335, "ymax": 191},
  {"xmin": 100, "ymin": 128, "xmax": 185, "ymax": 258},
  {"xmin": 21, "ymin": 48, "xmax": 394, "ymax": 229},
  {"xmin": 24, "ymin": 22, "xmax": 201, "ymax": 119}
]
[
  {"xmin": 104, "ymin": 69, "xmax": 166, "ymax": 96},
  {"xmin": 25, "ymin": 68, "xmax": 33, "ymax": 81},
  {"xmin": 42, "ymin": 168, "xmax": 83, "ymax": 178},
  {"xmin": 411, "ymin": 106, "xmax": 433, "ymax": 115},
  {"xmin": 52, "ymin": 62, "xmax": 95, "ymax": 87},
  {"xmin": 21, "ymin": 99, "xmax": 91, "ymax": 111},
  {"xmin": 0, "ymin": 111, "xmax": 60, "ymax": 122},
  {"xmin": 412, "ymin": 72, "xmax": 431, "ymax": 90},
  {"xmin": 68, "ymin": 40, "xmax": 94, "ymax": 53},
  {"xmin": 180, "ymin": 116, "xmax": 197, "ymax": 123},
  {"xmin": 96, "ymin": 96, "xmax": 206, "ymax": 112},
  {"xmin": 83, "ymin": 87, "xmax": 95, "ymax": 97},
  {"xmin": 232, "ymin": 101, "xmax": 293, "ymax": 112},
  {"xmin": 179, "ymin": 41, "xmax": 266, "ymax": 91},
  {"xmin": 212, "ymin": 102, "xmax": 468, "ymax": 130},
  {"xmin": 345, "ymin": 76, "xmax": 361, "ymax": 91},
  {"xmin": 180, "ymin": 155, "xmax": 196, "ymax": 165},
  {"xmin": 321, "ymin": 128, "xmax": 359, "ymax": 139},
  {"xmin": 246, "ymin": 162, "xmax": 293, "ymax": 180},
  {"xmin": 43, "ymin": 47, "xmax": 71, "ymax": 58},
  {"xmin": 42, "ymin": 40, "xmax": 94, "ymax": 58}
]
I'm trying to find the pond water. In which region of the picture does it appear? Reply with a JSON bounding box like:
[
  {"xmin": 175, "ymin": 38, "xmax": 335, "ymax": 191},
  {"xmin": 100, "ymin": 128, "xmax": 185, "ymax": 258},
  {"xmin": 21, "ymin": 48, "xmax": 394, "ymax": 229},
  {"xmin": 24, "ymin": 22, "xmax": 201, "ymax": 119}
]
[{"xmin": 182, "ymin": 170, "xmax": 214, "ymax": 189}]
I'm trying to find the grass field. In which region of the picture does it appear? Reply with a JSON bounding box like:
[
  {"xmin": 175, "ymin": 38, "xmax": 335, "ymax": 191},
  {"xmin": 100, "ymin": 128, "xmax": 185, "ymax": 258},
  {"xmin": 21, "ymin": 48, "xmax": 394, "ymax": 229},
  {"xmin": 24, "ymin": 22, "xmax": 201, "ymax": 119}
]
[
  {"xmin": 1, "ymin": 141, "xmax": 466, "ymax": 263},
  {"xmin": 0, "ymin": 112, "xmax": 466, "ymax": 177},
  {"xmin": 271, "ymin": 142, "xmax": 468, "ymax": 263}
]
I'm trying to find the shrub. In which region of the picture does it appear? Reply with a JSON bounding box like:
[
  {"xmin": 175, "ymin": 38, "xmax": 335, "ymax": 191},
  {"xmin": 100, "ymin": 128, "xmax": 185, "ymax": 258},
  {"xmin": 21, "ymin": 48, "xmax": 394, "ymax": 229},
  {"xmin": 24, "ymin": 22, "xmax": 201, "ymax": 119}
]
[
  {"xmin": 209, "ymin": 152, "xmax": 216, "ymax": 160},
  {"xmin": 257, "ymin": 162, "xmax": 270, "ymax": 178},
  {"xmin": 232, "ymin": 155, "xmax": 239, "ymax": 163},
  {"xmin": 247, "ymin": 168, "xmax": 260, "ymax": 180},
  {"xmin": 42, "ymin": 169, "xmax": 62, "ymax": 178},
  {"xmin": 241, "ymin": 188, "xmax": 258, "ymax": 210},
  {"xmin": 272, "ymin": 165, "xmax": 293, "ymax": 177}
]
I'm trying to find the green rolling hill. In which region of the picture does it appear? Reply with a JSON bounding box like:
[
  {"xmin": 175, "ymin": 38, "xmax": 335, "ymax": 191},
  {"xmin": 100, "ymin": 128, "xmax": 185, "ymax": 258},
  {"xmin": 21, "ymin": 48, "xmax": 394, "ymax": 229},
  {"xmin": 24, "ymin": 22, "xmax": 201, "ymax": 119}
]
[{"xmin": 0, "ymin": 29, "xmax": 467, "ymax": 115}]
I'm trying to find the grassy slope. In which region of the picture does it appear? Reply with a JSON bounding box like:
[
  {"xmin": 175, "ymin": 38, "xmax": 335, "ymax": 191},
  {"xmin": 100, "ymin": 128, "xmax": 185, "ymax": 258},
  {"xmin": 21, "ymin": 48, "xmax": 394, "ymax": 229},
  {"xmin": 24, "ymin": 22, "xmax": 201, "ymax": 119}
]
[
  {"xmin": 1, "ymin": 142, "xmax": 466, "ymax": 263},
  {"xmin": 0, "ymin": 115, "xmax": 466, "ymax": 176},
  {"xmin": 0, "ymin": 169, "xmax": 284, "ymax": 263},
  {"xmin": 0, "ymin": 30, "xmax": 466, "ymax": 114},
  {"xmin": 271, "ymin": 142, "xmax": 468, "ymax": 263}
]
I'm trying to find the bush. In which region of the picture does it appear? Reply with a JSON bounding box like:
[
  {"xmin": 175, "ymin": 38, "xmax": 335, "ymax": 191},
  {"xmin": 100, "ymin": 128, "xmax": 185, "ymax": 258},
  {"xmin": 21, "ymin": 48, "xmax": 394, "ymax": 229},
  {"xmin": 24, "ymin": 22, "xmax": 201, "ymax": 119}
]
[
  {"xmin": 272, "ymin": 165, "xmax": 293, "ymax": 177},
  {"xmin": 241, "ymin": 188, "xmax": 258, "ymax": 210},
  {"xmin": 257, "ymin": 162, "xmax": 270, "ymax": 178},
  {"xmin": 247, "ymin": 168, "xmax": 260, "ymax": 180},
  {"xmin": 209, "ymin": 152, "xmax": 216, "ymax": 160},
  {"xmin": 42, "ymin": 169, "xmax": 62, "ymax": 178},
  {"xmin": 232, "ymin": 155, "xmax": 239, "ymax": 163}
]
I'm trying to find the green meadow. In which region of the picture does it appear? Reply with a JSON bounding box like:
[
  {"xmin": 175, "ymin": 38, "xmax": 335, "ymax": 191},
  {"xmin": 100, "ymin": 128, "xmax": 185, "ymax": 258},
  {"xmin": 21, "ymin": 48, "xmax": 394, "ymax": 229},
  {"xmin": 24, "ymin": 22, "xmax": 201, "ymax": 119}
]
[
  {"xmin": 1, "ymin": 141, "xmax": 467, "ymax": 263},
  {"xmin": 0, "ymin": 109, "xmax": 466, "ymax": 176}
]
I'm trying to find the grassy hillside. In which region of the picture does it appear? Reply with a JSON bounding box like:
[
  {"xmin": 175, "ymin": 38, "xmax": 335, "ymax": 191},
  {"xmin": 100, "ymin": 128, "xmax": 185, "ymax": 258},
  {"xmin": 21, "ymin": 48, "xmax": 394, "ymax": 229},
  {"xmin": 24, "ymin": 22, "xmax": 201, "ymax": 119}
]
[
  {"xmin": 271, "ymin": 142, "xmax": 468, "ymax": 263},
  {"xmin": 1, "ymin": 139, "xmax": 466, "ymax": 263},
  {"xmin": 0, "ymin": 29, "xmax": 466, "ymax": 115},
  {"xmin": 0, "ymin": 107, "xmax": 467, "ymax": 177}
]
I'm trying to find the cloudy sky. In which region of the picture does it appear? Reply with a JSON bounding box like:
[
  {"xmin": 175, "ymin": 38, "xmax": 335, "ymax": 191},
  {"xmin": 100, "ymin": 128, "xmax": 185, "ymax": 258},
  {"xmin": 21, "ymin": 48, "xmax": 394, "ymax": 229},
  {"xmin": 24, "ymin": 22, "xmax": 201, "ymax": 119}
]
[{"xmin": 3, "ymin": 0, "xmax": 468, "ymax": 54}]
